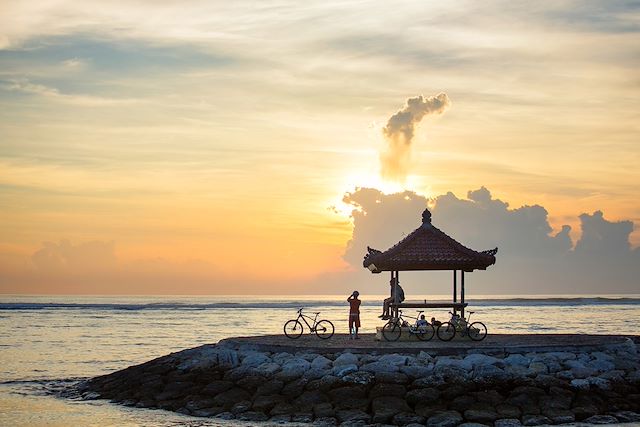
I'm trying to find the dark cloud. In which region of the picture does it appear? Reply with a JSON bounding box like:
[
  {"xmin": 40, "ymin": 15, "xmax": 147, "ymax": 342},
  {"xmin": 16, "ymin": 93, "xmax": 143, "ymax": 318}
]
[
  {"xmin": 381, "ymin": 93, "xmax": 450, "ymax": 181},
  {"xmin": 342, "ymin": 186, "xmax": 639, "ymax": 294}
]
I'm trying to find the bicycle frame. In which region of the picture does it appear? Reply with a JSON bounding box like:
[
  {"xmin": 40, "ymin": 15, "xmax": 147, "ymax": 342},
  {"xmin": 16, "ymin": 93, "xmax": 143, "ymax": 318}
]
[{"xmin": 296, "ymin": 309, "xmax": 321, "ymax": 332}]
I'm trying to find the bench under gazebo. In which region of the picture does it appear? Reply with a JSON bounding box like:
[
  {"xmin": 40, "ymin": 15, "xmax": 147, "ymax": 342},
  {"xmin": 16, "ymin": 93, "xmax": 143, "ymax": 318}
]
[{"xmin": 362, "ymin": 208, "xmax": 498, "ymax": 321}]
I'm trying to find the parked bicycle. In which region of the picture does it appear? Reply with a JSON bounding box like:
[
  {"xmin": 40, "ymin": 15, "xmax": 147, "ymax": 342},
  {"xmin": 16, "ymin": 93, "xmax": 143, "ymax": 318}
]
[
  {"xmin": 382, "ymin": 310, "xmax": 435, "ymax": 342},
  {"xmin": 436, "ymin": 311, "xmax": 487, "ymax": 341},
  {"xmin": 284, "ymin": 308, "xmax": 335, "ymax": 339}
]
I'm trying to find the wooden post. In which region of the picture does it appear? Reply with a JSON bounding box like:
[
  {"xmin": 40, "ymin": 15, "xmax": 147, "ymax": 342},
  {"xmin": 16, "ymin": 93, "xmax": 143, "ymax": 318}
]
[
  {"xmin": 394, "ymin": 270, "xmax": 399, "ymax": 319},
  {"xmin": 461, "ymin": 271, "xmax": 466, "ymax": 318},
  {"xmin": 453, "ymin": 269, "xmax": 457, "ymax": 315}
]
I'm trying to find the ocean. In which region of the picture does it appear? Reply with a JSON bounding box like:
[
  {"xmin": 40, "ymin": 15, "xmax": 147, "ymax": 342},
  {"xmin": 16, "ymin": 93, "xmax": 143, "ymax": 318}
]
[{"xmin": 1, "ymin": 294, "xmax": 639, "ymax": 426}]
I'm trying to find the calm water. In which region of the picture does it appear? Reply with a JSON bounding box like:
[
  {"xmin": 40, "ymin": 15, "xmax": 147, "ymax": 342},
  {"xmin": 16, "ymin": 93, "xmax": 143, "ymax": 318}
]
[{"xmin": 1, "ymin": 294, "xmax": 639, "ymax": 426}]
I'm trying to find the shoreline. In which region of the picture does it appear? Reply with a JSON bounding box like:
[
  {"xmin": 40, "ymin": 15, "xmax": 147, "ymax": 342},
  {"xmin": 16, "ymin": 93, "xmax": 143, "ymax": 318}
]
[{"xmin": 78, "ymin": 333, "xmax": 640, "ymax": 426}]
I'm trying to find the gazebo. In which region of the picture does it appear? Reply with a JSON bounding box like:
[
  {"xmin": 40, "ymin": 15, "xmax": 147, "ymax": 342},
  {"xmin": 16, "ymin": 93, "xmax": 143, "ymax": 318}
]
[{"xmin": 362, "ymin": 208, "xmax": 498, "ymax": 319}]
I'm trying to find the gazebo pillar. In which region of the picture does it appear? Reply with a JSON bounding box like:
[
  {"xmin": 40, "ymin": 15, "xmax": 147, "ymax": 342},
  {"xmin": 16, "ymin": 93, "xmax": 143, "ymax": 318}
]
[
  {"xmin": 453, "ymin": 270, "xmax": 457, "ymax": 305},
  {"xmin": 461, "ymin": 271, "xmax": 466, "ymax": 318}
]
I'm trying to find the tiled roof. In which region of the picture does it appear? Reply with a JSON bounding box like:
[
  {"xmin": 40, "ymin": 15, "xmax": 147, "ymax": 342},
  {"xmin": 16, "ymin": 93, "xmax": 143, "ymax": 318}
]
[{"xmin": 362, "ymin": 208, "xmax": 497, "ymax": 273}]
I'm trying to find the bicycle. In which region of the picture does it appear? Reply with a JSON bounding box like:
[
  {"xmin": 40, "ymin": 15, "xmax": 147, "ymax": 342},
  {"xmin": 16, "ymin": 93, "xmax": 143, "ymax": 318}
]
[
  {"xmin": 382, "ymin": 310, "xmax": 435, "ymax": 342},
  {"xmin": 283, "ymin": 308, "xmax": 335, "ymax": 339},
  {"xmin": 436, "ymin": 311, "xmax": 487, "ymax": 341}
]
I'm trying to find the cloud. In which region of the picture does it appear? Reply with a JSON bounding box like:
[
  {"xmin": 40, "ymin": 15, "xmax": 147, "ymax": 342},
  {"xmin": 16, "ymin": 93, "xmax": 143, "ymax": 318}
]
[
  {"xmin": 341, "ymin": 186, "xmax": 639, "ymax": 294},
  {"xmin": 31, "ymin": 240, "xmax": 117, "ymax": 274},
  {"xmin": 380, "ymin": 93, "xmax": 450, "ymax": 181},
  {"xmin": 4, "ymin": 79, "xmax": 140, "ymax": 106}
]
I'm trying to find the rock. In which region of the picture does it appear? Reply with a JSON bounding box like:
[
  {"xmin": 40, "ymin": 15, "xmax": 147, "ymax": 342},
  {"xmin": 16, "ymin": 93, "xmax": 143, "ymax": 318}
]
[
  {"xmin": 277, "ymin": 357, "xmax": 310, "ymax": 381},
  {"xmin": 336, "ymin": 409, "xmax": 371, "ymax": 423},
  {"xmin": 426, "ymin": 410, "xmax": 463, "ymax": 427},
  {"xmin": 230, "ymin": 399, "xmax": 251, "ymax": 414},
  {"xmin": 313, "ymin": 402, "xmax": 335, "ymax": 418},
  {"xmin": 434, "ymin": 366, "xmax": 470, "ymax": 382},
  {"xmin": 312, "ymin": 416, "xmax": 337, "ymax": 425},
  {"xmin": 216, "ymin": 349, "xmax": 239, "ymax": 369},
  {"xmin": 291, "ymin": 412, "xmax": 314, "ymax": 423},
  {"xmin": 375, "ymin": 371, "xmax": 409, "ymax": 384},
  {"xmin": 255, "ymin": 379, "xmax": 284, "ymax": 396},
  {"xmin": 378, "ymin": 353, "xmax": 409, "ymax": 366},
  {"xmin": 333, "ymin": 353, "xmax": 358, "ymax": 366},
  {"xmin": 371, "ymin": 396, "xmax": 411, "ymax": 422},
  {"xmin": 328, "ymin": 385, "xmax": 366, "ymax": 402},
  {"xmin": 191, "ymin": 406, "xmax": 223, "ymax": 417},
  {"xmin": 435, "ymin": 357, "xmax": 473, "ymax": 371},
  {"xmin": 393, "ymin": 412, "xmax": 426, "ymax": 425},
  {"xmin": 252, "ymin": 395, "xmax": 286, "ymax": 413},
  {"xmin": 406, "ymin": 387, "xmax": 440, "ymax": 406},
  {"xmin": 449, "ymin": 395, "xmax": 476, "ymax": 412},
  {"xmin": 611, "ymin": 411, "xmax": 640, "ymax": 422},
  {"xmin": 588, "ymin": 358, "xmax": 616, "ymax": 373},
  {"xmin": 281, "ymin": 378, "xmax": 308, "ymax": 398},
  {"xmin": 341, "ymin": 371, "xmax": 374, "ymax": 386},
  {"xmin": 304, "ymin": 367, "xmax": 330, "ymax": 381},
  {"xmin": 311, "ymin": 355, "xmax": 333, "ymax": 370},
  {"xmin": 495, "ymin": 403, "xmax": 521, "ymax": 418},
  {"xmin": 583, "ymin": 414, "xmax": 620, "ymax": 424},
  {"xmin": 526, "ymin": 362, "xmax": 548, "ymax": 376},
  {"xmin": 459, "ymin": 423, "xmax": 489, "ymax": 427},
  {"xmin": 317, "ymin": 375, "xmax": 342, "ymax": 391},
  {"xmin": 473, "ymin": 365, "xmax": 508, "ymax": 382},
  {"xmin": 464, "ymin": 409, "xmax": 498, "ymax": 423},
  {"xmin": 269, "ymin": 414, "xmax": 292, "ymax": 423},
  {"xmin": 361, "ymin": 361, "xmax": 400, "ymax": 373},
  {"xmin": 415, "ymin": 401, "xmax": 448, "ymax": 418},
  {"xmin": 269, "ymin": 402, "xmax": 296, "ymax": 415},
  {"xmin": 254, "ymin": 362, "xmax": 281, "ymax": 377},
  {"xmin": 212, "ymin": 387, "xmax": 251, "ymax": 408},
  {"xmin": 215, "ymin": 411, "xmax": 235, "ymax": 420},
  {"xmin": 235, "ymin": 375, "xmax": 266, "ymax": 392},
  {"xmin": 494, "ymin": 418, "xmax": 522, "ymax": 427},
  {"xmin": 184, "ymin": 398, "xmax": 216, "ymax": 411},
  {"xmin": 272, "ymin": 352, "xmax": 294, "ymax": 365},
  {"xmin": 241, "ymin": 352, "xmax": 271, "ymax": 368},
  {"xmin": 464, "ymin": 354, "xmax": 502, "ymax": 367},
  {"xmin": 294, "ymin": 390, "xmax": 328, "ymax": 410},
  {"xmin": 504, "ymin": 354, "xmax": 529, "ymax": 366},
  {"xmin": 369, "ymin": 383, "xmax": 406, "ymax": 398},
  {"xmin": 401, "ymin": 365, "xmax": 434, "ymax": 378},
  {"xmin": 331, "ymin": 364, "xmax": 358, "ymax": 377},
  {"xmin": 521, "ymin": 414, "xmax": 551, "ymax": 426},
  {"xmin": 543, "ymin": 408, "xmax": 575, "ymax": 424},
  {"xmin": 570, "ymin": 378, "xmax": 590, "ymax": 390},
  {"xmin": 418, "ymin": 351, "xmax": 434, "ymax": 364},
  {"xmin": 237, "ymin": 410, "xmax": 268, "ymax": 421},
  {"xmin": 588, "ymin": 376, "xmax": 611, "ymax": 390}
]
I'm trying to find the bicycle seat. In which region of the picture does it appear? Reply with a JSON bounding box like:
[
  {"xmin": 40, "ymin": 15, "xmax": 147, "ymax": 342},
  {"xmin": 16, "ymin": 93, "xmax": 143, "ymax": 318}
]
[
  {"xmin": 469, "ymin": 311, "xmax": 475, "ymax": 314},
  {"xmin": 315, "ymin": 312, "xmax": 320, "ymax": 315}
]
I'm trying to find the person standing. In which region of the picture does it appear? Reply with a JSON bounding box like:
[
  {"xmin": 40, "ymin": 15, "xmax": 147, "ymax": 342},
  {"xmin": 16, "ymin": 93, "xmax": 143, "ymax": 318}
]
[{"xmin": 347, "ymin": 291, "xmax": 361, "ymax": 339}]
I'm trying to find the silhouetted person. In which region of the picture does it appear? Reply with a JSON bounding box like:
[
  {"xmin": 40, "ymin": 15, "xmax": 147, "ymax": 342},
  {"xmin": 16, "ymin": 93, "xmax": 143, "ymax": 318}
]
[
  {"xmin": 379, "ymin": 278, "xmax": 404, "ymax": 319},
  {"xmin": 347, "ymin": 291, "xmax": 361, "ymax": 339}
]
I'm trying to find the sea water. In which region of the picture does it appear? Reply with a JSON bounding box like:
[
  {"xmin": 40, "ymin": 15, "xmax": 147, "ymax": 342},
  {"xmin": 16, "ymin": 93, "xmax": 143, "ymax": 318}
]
[{"xmin": 1, "ymin": 294, "xmax": 639, "ymax": 426}]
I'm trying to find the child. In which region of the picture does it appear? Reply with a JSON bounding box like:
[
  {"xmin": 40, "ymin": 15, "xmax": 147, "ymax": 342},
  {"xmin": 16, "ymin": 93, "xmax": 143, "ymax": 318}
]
[
  {"xmin": 416, "ymin": 314, "xmax": 428, "ymax": 328},
  {"xmin": 347, "ymin": 291, "xmax": 361, "ymax": 339}
]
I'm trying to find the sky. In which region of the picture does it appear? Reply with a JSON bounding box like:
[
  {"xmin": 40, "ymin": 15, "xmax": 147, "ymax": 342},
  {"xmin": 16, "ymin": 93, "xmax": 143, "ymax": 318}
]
[{"xmin": 1, "ymin": 1, "xmax": 639, "ymax": 295}]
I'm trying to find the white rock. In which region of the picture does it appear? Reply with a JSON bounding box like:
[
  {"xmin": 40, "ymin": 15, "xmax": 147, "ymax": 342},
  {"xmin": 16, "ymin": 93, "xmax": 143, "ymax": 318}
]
[
  {"xmin": 504, "ymin": 354, "xmax": 530, "ymax": 366},
  {"xmin": 417, "ymin": 351, "xmax": 434, "ymax": 364},
  {"xmin": 241, "ymin": 352, "xmax": 271, "ymax": 368},
  {"xmin": 435, "ymin": 357, "xmax": 473, "ymax": 371},
  {"xmin": 378, "ymin": 353, "xmax": 408, "ymax": 366},
  {"xmin": 332, "ymin": 363, "xmax": 358, "ymax": 377},
  {"xmin": 216, "ymin": 349, "xmax": 239, "ymax": 369},
  {"xmin": 333, "ymin": 352, "xmax": 358, "ymax": 366},
  {"xmin": 279, "ymin": 357, "xmax": 310, "ymax": 379},
  {"xmin": 464, "ymin": 354, "xmax": 501, "ymax": 367},
  {"xmin": 311, "ymin": 355, "xmax": 332, "ymax": 370}
]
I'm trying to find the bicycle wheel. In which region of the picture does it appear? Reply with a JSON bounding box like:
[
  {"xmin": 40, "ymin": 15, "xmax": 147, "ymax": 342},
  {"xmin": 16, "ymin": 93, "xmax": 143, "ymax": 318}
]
[
  {"xmin": 315, "ymin": 319, "xmax": 335, "ymax": 339},
  {"xmin": 468, "ymin": 321, "xmax": 487, "ymax": 341},
  {"xmin": 415, "ymin": 323, "xmax": 435, "ymax": 341},
  {"xmin": 382, "ymin": 319, "xmax": 402, "ymax": 341},
  {"xmin": 436, "ymin": 322, "xmax": 456, "ymax": 341},
  {"xmin": 284, "ymin": 319, "xmax": 303, "ymax": 339}
]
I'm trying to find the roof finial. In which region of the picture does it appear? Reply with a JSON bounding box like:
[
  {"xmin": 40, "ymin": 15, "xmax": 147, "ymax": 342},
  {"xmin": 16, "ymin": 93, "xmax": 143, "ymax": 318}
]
[{"xmin": 422, "ymin": 208, "xmax": 432, "ymax": 224}]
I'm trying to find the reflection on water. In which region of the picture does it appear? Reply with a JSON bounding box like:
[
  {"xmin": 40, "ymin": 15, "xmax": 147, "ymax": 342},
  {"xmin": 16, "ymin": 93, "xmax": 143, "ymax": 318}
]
[{"xmin": 1, "ymin": 294, "xmax": 638, "ymax": 426}]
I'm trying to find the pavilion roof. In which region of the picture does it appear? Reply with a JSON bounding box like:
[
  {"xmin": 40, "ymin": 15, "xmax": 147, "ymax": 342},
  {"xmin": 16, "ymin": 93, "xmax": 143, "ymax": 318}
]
[{"xmin": 362, "ymin": 208, "xmax": 498, "ymax": 273}]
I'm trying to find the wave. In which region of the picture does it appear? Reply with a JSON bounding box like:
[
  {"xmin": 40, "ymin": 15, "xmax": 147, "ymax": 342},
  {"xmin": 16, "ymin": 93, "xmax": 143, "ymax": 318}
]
[{"xmin": 1, "ymin": 297, "xmax": 638, "ymax": 311}]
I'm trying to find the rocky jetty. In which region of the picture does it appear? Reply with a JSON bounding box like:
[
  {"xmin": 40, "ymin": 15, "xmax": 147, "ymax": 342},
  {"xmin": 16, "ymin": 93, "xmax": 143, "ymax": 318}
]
[{"xmin": 79, "ymin": 335, "xmax": 640, "ymax": 426}]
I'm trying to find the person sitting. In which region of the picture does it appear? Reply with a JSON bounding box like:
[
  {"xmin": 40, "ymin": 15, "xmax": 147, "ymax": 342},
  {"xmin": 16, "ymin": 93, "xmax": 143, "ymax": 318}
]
[
  {"xmin": 431, "ymin": 317, "xmax": 442, "ymax": 327},
  {"xmin": 416, "ymin": 314, "xmax": 428, "ymax": 328},
  {"xmin": 379, "ymin": 278, "xmax": 405, "ymax": 320}
]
